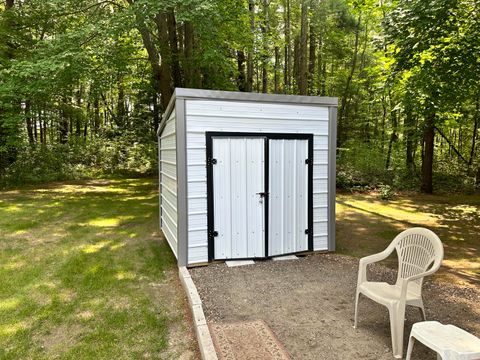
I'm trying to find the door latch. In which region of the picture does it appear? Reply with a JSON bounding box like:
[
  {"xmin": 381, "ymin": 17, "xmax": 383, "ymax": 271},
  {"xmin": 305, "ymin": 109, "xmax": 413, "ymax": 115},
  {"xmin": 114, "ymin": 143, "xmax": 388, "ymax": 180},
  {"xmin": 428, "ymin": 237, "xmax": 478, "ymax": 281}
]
[
  {"xmin": 207, "ymin": 158, "xmax": 217, "ymax": 166},
  {"xmin": 209, "ymin": 230, "xmax": 219, "ymax": 237},
  {"xmin": 256, "ymin": 192, "xmax": 269, "ymax": 198}
]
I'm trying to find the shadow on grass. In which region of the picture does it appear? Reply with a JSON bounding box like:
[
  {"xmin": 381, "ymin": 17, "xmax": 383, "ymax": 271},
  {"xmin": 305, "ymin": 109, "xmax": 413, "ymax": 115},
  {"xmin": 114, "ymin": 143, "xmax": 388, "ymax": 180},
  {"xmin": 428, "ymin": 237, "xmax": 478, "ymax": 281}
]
[{"xmin": 336, "ymin": 193, "xmax": 480, "ymax": 286}]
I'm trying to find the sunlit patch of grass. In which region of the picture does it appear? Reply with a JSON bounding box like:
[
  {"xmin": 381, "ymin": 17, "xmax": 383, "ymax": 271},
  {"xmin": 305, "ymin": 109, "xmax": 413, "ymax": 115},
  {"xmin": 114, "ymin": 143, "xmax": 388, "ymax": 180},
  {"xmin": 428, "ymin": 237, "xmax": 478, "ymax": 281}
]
[
  {"xmin": 81, "ymin": 240, "xmax": 112, "ymax": 253},
  {"xmin": 0, "ymin": 298, "xmax": 21, "ymax": 311},
  {"xmin": 109, "ymin": 242, "xmax": 126, "ymax": 251},
  {"xmin": 3, "ymin": 205, "xmax": 21, "ymax": 212},
  {"xmin": 115, "ymin": 270, "xmax": 136, "ymax": 280},
  {"xmin": 86, "ymin": 215, "xmax": 135, "ymax": 227},
  {"xmin": 0, "ymin": 178, "xmax": 195, "ymax": 359},
  {"xmin": 0, "ymin": 321, "xmax": 29, "ymax": 336}
]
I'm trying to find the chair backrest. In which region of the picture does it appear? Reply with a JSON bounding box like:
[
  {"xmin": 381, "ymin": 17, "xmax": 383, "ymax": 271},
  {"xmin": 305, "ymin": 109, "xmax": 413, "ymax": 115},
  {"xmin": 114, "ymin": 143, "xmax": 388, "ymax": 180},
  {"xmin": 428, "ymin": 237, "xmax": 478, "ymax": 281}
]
[{"xmin": 392, "ymin": 228, "xmax": 444, "ymax": 293}]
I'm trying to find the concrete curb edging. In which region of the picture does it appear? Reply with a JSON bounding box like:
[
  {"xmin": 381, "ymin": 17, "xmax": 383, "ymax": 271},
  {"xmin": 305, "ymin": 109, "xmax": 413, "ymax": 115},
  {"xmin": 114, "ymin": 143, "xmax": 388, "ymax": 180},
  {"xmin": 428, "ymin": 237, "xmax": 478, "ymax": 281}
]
[{"xmin": 179, "ymin": 266, "xmax": 218, "ymax": 360}]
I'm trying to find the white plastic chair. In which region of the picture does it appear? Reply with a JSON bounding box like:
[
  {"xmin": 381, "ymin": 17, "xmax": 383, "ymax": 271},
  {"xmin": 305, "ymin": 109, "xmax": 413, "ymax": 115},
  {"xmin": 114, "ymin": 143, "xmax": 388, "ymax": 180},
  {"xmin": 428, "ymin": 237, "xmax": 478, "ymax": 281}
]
[{"xmin": 353, "ymin": 227, "xmax": 444, "ymax": 359}]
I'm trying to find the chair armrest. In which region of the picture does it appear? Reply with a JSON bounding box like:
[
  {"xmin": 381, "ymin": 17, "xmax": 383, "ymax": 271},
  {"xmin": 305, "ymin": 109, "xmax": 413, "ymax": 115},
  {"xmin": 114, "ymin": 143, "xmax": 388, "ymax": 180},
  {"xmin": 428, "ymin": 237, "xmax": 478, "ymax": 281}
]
[
  {"xmin": 357, "ymin": 248, "xmax": 394, "ymax": 284},
  {"xmin": 359, "ymin": 249, "xmax": 393, "ymax": 267},
  {"xmin": 399, "ymin": 267, "xmax": 441, "ymax": 298}
]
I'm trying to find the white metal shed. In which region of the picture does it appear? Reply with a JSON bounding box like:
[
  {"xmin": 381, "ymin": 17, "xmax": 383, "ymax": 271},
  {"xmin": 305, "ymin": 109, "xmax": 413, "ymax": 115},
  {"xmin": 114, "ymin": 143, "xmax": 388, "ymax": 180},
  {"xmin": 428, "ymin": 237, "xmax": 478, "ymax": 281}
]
[{"xmin": 157, "ymin": 88, "xmax": 338, "ymax": 267}]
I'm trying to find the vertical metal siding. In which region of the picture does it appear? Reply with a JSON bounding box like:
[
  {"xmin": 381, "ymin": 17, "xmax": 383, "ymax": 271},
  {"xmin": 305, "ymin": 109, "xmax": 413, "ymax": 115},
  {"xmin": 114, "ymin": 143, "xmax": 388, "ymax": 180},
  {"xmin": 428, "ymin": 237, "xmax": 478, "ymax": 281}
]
[
  {"xmin": 186, "ymin": 100, "xmax": 331, "ymax": 264},
  {"xmin": 212, "ymin": 138, "xmax": 265, "ymax": 259},
  {"xmin": 269, "ymin": 139, "xmax": 308, "ymax": 256},
  {"xmin": 159, "ymin": 111, "xmax": 178, "ymax": 258}
]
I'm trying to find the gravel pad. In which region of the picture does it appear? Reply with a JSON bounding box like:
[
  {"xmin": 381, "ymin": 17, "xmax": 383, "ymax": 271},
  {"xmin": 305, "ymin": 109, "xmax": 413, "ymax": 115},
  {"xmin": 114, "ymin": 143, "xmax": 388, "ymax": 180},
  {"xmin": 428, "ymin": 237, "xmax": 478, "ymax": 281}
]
[{"xmin": 190, "ymin": 254, "xmax": 479, "ymax": 360}]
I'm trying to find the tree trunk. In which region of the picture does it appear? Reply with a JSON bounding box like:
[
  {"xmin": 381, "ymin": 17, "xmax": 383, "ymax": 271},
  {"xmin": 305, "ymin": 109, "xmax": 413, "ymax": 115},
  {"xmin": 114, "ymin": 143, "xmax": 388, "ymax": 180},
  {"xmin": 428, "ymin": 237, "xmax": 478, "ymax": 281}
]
[
  {"xmin": 167, "ymin": 9, "xmax": 182, "ymax": 87},
  {"xmin": 127, "ymin": 0, "xmax": 172, "ymax": 110},
  {"xmin": 421, "ymin": 110, "xmax": 435, "ymax": 193},
  {"xmin": 385, "ymin": 107, "xmax": 398, "ymax": 169},
  {"xmin": 404, "ymin": 102, "xmax": 415, "ymax": 173},
  {"xmin": 25, "ymin": 100, "xmax": 35, "ymax": 146},
  {"xmin": 39, "ymin": 112, "xmax": 44, "ymax": 144},
  {"xmin": 237, "ymin": 51, "xmax": 247, "ymax": 92},
  {"xmin": 59, "ymin": 99, "xmax": 69, "ymax": 144},
  {"xmin": 154, "ymin": 12, "xmax": 174, "ymax": 109},
  {"xmin": 43, "ymin": 116, "xmax": 48, "ymax": 144},
  {"xmin": 338, "ymin": 15, "xmax": 361, "ymax": 145},
  {"xmin": 283, "ymin": 0, "xmax": 291, "ymax": 93},
  {"xmin": 298, "ymin": 0, "xmax": 308, "ymax": 95},
  {"xmin": 308, "ymin": 24, "xmax": 316, "ymax": 95},
  {"xmin": 317, "ymin": 33, "xmax": 326, "ymax": 96},
  {"xmin": 76, "ymin": 85, "xmax": 83, "ymax": 136},
  {"xmin": 274, "ymin": 46, "xmax": 280, "ymax": 93},
  {"xmin": 261, "ymin": 0, "xmax": 269, "ymax": 93},
  {"xmin": 246, "ymin": 0, "xmax": 255, "ymax": 92},
  {"xmin": 293, "ymin": 35, "xmax": 300, "ymax": 88},
  {"xmin": 184, "ymin": 22, "xmax": 201, "ymax": 88},
  {"xmin": 476, "ymin": 166, "xmax": 480, "ymax": 188},
  {"xmin": 134, "ymin": 21, "xmax": 166, "ymax": 107},
  {"xmin": 116, "ymin": 76, "xmax": 126, "ymax": 128},
  {"xmin": 184, "ymin": 22, "xmax": 194, "ymax": 87},
  {"xmin": 93, "ymin": 95, "xmax": 100, "ymax": 134},
  {"xmin": 468, "ymin": 99, "xmax": 479, "ymax": 167},
  {"xmin": 191, "ymin": 28, "xmax": 202, "ymax": 88},
  {"xmin": 33, "ymin": 109, "xmax": 38, "ymax": 142},
  {"xmin": 178, "ymin": 21, "xmax": 184, "ymax": 55},
  {"xmin": 152, "ymin": 89, "xmax": 160, "ymax": 133}
]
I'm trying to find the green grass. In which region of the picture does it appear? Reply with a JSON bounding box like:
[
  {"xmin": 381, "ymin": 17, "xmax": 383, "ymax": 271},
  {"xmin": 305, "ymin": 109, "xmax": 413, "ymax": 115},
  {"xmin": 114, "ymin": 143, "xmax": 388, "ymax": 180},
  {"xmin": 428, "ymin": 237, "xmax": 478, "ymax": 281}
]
[
  {"xmin": 0, "ymin": 178, "xmax": 195, "ymax": 359},
  {"xmin": 336, "ymin": 191, "xmax": 480, "ymax": 286}
]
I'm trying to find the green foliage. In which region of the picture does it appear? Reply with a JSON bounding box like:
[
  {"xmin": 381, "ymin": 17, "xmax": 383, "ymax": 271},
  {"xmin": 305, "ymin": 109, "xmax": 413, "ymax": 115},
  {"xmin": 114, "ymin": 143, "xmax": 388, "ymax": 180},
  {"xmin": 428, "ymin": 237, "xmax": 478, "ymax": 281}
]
[
  {"xmin": 337, "ymin": 140, "xmax": 395, "ymax": 186},
  {"xmin": 0, "ymin": 134, "xmax": 156, "ymax": 188},
  {"xmin": 0, "ymin": 0, "xmax": 478, "ymax": 192}
]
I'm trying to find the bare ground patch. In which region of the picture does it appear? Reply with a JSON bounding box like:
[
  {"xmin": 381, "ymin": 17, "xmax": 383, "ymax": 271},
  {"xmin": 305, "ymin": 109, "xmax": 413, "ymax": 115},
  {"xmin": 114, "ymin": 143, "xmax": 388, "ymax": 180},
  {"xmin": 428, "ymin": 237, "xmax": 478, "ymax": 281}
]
[{"xmin": 191, "ymin": 254, "xmax": 479, "ymax": 360}]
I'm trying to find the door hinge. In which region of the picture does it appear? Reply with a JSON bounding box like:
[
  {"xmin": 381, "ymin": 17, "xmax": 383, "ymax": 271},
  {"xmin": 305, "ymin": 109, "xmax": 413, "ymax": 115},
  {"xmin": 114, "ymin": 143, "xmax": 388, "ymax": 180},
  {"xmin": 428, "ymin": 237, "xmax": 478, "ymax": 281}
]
[
  {"xmin": 209, "ymin": 230, "xmax": 219, "ymax": 237},
  {"xmin": 207, "ymin": 158, "xmax": 217, "ymax": 166},
  {"xmin": 305, "ymin": 228, "xmax": 311, "ymax": 235},
  {"xmin": 305, "ymin": 158, "xmax": 313, "ymax": 165}
]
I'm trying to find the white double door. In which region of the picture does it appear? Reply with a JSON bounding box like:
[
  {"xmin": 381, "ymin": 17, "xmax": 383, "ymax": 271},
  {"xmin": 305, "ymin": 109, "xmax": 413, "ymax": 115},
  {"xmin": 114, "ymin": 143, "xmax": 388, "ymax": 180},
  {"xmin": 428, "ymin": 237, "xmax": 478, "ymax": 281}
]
[{"xmin": 212, "ymin": 136, "xmax": 309, "ymax": 260}]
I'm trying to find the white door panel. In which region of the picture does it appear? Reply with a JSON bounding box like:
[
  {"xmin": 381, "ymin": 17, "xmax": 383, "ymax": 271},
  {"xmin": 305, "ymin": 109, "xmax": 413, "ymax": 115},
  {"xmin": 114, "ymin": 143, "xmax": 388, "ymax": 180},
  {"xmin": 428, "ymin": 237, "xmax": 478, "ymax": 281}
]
[
  {"xmin": 268, "ymin": 139, "xmax": 309, "ymax": 256},
  {"xmin": 212, "ymin": 138, "xmax": 265, "ymax": 259}
]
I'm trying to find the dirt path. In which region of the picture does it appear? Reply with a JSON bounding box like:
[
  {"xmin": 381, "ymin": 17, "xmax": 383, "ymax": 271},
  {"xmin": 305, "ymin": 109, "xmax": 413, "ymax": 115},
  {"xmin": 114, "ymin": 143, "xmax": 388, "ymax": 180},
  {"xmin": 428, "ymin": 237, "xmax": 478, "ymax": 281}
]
[{"xmin": 191, "ymin": 254, "xmax": 479, "ymax": 360}]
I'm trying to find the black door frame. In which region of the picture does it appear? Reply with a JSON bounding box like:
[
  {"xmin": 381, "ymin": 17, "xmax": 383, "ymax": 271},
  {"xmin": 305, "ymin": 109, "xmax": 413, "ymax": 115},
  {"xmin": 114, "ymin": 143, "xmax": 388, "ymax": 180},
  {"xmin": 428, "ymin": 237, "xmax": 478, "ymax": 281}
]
[{"xmin": 206, "ymin": 131, "xmax": 314, "ymax": 261}]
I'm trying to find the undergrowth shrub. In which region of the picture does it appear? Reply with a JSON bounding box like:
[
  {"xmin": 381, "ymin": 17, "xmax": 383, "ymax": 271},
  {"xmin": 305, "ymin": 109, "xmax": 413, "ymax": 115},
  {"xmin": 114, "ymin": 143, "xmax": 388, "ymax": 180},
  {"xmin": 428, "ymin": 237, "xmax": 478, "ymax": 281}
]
[
  {"xmin": 0, "ymin": 132, "xmax": 156, "ymax": 188},
  {"xmin": 378, "ymin": 184, "xmax": 395, "ymax": 200}
]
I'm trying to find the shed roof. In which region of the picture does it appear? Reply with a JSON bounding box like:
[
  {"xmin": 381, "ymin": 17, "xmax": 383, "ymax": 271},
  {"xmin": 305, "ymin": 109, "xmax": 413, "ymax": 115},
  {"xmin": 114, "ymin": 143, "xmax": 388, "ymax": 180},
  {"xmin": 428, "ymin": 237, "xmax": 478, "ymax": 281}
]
[{"xmin": 157, "ymin": 88, "xmax": 338, "ymax": 136}]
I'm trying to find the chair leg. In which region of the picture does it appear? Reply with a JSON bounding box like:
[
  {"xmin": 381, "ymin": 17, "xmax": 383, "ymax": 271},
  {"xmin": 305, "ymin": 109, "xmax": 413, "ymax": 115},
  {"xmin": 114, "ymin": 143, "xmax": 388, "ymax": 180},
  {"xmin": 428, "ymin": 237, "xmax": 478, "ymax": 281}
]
[
  {"xmin": 389, "ymin": 308, "xmax": 399, "ymax": 358},
  {"xmin": 419, "ymin": 305, "xmax": 427, "ymax": 321},
  {"xmin": 405, "ymin": 336, "xmax": 415, "ymax": 360},
  {"xmin": 354, "ymin": 291, "xmax": 360, "ymax": 329},
  {"xmin": 389, "ymin": 305, "xmax": 406, "ymax": 359},
  {"xmin": 417, "ymin": 299, "xmax": 427, "ymax": 321}
]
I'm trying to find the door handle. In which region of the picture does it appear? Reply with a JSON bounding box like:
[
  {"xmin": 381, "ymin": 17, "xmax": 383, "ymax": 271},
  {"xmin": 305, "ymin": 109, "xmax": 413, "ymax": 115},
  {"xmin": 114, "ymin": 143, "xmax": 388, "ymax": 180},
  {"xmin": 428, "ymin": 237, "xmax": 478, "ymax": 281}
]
[{"xmin": 256, "ymin": 192, "xmax": 269, "ymax": 198}]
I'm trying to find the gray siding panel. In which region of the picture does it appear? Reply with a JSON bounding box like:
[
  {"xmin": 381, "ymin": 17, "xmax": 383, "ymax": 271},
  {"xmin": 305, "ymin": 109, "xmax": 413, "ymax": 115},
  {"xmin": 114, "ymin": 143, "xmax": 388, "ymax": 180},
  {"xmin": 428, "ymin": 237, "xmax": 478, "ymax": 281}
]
[{"xmin": 159, "ymin": 110, "xmax": 178, "ymax": 258}]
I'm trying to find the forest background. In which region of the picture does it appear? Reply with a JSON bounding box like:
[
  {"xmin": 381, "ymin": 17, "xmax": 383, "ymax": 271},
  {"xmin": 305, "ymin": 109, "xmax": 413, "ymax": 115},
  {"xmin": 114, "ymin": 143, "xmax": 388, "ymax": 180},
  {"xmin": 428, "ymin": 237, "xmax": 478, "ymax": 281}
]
[{"xmin": 1, "ymin": 0, "xmax": 479, "ymax": 193}]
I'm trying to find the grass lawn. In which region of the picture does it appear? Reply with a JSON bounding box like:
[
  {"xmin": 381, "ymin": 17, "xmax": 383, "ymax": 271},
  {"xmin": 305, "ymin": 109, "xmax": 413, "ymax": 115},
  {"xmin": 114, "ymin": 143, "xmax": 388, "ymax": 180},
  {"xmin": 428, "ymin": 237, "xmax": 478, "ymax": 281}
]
[
  {"xmin": 1, "ymin": 177, "xmax": 478, "ymax": 358},
  {"xmin": 0, "ymin": 178, "xmax": 196, "ymax": 359},
  {"xmin": 336, "ymin": 191, "xmax": 480, "ymax": 287}
]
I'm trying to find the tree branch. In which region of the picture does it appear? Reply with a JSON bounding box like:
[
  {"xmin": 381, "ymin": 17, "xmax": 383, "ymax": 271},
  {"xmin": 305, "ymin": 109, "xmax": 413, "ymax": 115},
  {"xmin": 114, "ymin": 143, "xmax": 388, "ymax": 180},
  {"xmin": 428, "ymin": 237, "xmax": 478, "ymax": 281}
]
[{"xmin": 434, "ymin": 126, "xmax": 469, "ymax": 165}]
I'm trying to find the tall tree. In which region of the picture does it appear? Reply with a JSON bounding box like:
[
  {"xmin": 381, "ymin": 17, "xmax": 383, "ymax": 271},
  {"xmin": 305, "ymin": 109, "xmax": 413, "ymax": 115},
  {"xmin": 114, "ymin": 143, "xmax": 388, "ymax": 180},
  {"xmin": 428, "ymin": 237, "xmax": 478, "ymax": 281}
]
[{"xmin": 298, "ymin": 0, "xmax": 308, "ymax": 95}]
